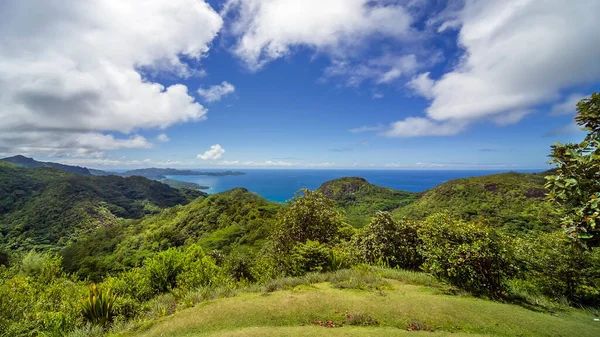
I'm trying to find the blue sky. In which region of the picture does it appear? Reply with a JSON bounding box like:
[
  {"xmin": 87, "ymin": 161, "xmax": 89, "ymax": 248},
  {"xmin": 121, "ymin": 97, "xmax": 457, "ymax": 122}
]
[{"xmin": 1, "ymin": 0, "xmax": 597, "ymax": 169}]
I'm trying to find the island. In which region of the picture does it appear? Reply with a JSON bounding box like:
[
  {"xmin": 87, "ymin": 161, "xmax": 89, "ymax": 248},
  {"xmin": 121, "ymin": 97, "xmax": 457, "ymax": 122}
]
[
  {"xmin": 121, "ymin": 168, "xmax": 246, "ymax": 180},
  {"xmin": 160, "ymin": 179, "xmax": 210, "ymax": 190}
]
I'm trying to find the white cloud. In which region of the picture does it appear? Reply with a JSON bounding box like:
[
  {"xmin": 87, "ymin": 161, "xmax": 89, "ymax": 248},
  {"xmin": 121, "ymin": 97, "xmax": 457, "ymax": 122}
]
[
  {"xmin": 197, "ymin": 144, "xmax": 225, "ymax": 160},
  {"xmin": 391, "ymin": 0, "xmax": 600, "ymax": 137},
  {"xmin": 407, "ymin": 72, "xmax": 434, "ymax": 99},
  {"xmin": 324, "ymin": 54, "xmax": 419, "ymax": 87},
  {"xmin": 156, "ymin": 133, "xmax": 170, "ymax": 143},
  {"xmin": 349, "ymin": 124, "xmax": 386, "ymax": 133},
  {"xmin": 223, "ymin": 0, "xmax": 413, "ymax": 70},
  {"xmin": 550, "ymin": 93, "xmax": 587, "ymax": 115},
  {"xmin": 0, "ymin": 0, "xmax": 222, "ymax": 155},
  {"xmin": 383, "ymin": 117, "xmax": 465, "ymax": 137},
  {"xmin": 197, "ymin": 81, "xmax": 236, "ymax": 102}
]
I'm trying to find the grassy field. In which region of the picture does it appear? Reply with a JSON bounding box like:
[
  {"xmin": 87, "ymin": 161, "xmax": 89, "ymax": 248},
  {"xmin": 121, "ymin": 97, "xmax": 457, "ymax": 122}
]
[{"xmin": 113, "ymin": 272, "xmax": 600, "ymax": 337}]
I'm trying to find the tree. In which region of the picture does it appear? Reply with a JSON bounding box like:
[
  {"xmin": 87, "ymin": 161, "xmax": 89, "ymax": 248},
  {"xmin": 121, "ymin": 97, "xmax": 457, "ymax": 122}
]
[
  {"xmin": 270, "ymin": 189, "xmax": 343, "ymax": 254},
  {"xmin": 355, "ymin": 212, "xmax": 422, "ymax": 269},
  {"xmin": 546, "ymin": 92, "xmax": 600, "ymax": 247}
]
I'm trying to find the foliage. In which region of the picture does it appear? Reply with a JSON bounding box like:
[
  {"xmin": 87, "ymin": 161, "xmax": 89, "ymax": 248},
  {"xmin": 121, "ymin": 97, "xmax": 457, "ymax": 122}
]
[
  {"xmin": 513, "ymin": 232, "xmax": 600, "ymax": 305},
  {"xmin": 80, "ymin": 284, "xmax": 116, "ymax": 326},
  {"xmin": 394, "ymin": 172, "xmax": 560, "ymax": 234},
  {"xmin": 267, "ymin": 189, "xmax": 345, "ymax": 276},
  {"xmin": 0, "ymin": 164, "xmax": 203, "ymax": 252},
  {"xmin": 355, "ymin": 211, "xmax": 422, "ymax": 270},
  {"xmin": 317, "ymin": 177, "xmax": 417, "ymax": 227},
  {"xmin": 546, "ymin": 92, "xmax": 600, "ymax": 246},
  {"xmin": 418, "ymin": 213, "xmax": 515, "ymax": 298}
]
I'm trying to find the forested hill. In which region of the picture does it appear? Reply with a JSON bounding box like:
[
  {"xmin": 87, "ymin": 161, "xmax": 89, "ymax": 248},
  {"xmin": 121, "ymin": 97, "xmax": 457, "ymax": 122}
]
[
  {"xmin": 392, "ymin": 171, "xmax": 560, "ymax": 233},
  {"xmin": 317, "ymin": 177, "xmax": 417, "ymax": 227},
  {"xmin": 121, "ymin": 168, "xmax": 246, "ymax": 180},
  {"xmin": 1, "ymin": 155, "xmax": 92, "ymax": 175},
  {"xmin": 0, "ymin": 164, "xmax": 205, "ymax": 252}
]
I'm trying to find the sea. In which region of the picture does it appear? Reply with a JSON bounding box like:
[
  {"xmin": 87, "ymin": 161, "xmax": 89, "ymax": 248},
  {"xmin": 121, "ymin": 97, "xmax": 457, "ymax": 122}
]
[{"xmin": 166, "ymin": 169, "xmax": 544, "ymax": 203}]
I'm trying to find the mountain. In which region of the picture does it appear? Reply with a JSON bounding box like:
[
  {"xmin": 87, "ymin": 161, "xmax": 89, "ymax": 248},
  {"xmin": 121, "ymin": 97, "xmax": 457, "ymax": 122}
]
[
  {"xmin": 1, "ymin": 155, "xmax": 92, "ymax": 175},
  {"xmin": 317, "ymin": 177, "xmax": 418, "ymax": 227},
  {"xmin": 160, "ymin": 179, "xmax": 210, "ymax": 190},
  {"xmin": 121, "ymin": 168, "xmax": 246, "ymax": 180},
  {"xmin": 392, "ymin": 172, "xmax": 560, "ymax": 233},
  {"xmin": 0, "ymin": 164, "xmax": 205, "ymax": 252},
  {"xmin": 61, "ymin": 188, "xmax": 280, "ymax": 279}
]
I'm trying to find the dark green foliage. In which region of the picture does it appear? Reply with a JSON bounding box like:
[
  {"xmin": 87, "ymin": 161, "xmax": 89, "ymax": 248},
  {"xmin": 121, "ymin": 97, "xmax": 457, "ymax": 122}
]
[
  {"xmin": 514, "ymin": 232, "xmax": 600, "ymax": 305},
  {"xmin": 160, "ymin": 179, "xmax": 209, "ymax": 190},
  {"xmin": 0, "ymin": 248, "xmax": 9, "ymax": 267},
  {"xmin": 394, "ymin": 172, "xmax": 560, "ymax": 233},
  {"xmin": 0, "ymin": 164, "xmax": 203, "ymax": 252},
  {"xmin": 418, "ymin": 213, "xmax": 515, "ymax": 298},
  {"xmin": 317, "ymin": 177, "xmax": 417, "ymax": 227},
  {"xmin": 355, "ymin": 212, "xmax": 422, "ymax": 270},
  {"xmin": 1, "ymin": 155, "xmax": 92, "ymax": 175},
  {"xmin": 546, "ymin": 92, "xmax": 600, "ymax": 246}
]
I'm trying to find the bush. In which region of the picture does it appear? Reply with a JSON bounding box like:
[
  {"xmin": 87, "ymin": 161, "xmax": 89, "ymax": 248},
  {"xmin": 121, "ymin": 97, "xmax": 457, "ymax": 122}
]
[
  {"xmin": 514, "ymin": 232, "xmax": 600, "ymax": 305},
  {"xmin": 144, "ymin": 248, "xmax": 185, "ymax": 294},
  {"xmin": 355, "ymin": 212, "xmax": 422, "ymax": 270},
  {"xmin": 80, "ymin": 284, "xmax": 116, "ymax": 326},
  {"xmin": 418, "ymin": 213, "xmax": 515, "ymax": 298}
]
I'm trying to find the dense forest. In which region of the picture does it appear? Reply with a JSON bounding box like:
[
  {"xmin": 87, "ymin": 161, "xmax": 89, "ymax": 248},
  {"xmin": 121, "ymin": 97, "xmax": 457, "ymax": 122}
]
[{"xmin": 0, "ymin": 94, "xmax": 599, "ymax": 337}]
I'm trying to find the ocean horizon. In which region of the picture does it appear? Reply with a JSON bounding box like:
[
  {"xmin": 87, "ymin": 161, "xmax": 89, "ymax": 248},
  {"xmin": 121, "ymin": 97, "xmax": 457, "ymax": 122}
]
[{"xmin": 166, "ymin": 169, "xmax": 546, "ymax": 203}]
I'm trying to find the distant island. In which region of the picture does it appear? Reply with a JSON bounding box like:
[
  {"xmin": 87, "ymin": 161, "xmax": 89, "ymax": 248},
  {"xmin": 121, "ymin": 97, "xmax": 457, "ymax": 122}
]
[
  {"xmin": 121, "ymin": 168, "xmax": 245, "ymax": 180},
  {"xmin": 0, "ymin": 155, "xmax": 245, "ymax": 181},
  {"xmin": 160, "ymin": 179, "xmax": 210, "ymax": 190}
]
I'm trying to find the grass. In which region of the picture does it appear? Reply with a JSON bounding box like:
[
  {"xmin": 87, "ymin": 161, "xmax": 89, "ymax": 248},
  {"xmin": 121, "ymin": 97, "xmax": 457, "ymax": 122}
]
[{"xmin": 111, "ymin": 273, "xmax": 600, "ymax": 337}]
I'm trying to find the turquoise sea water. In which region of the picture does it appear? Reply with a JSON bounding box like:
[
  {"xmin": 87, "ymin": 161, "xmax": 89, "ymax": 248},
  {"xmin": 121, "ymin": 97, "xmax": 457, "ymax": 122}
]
[{"xmin": 167, "ymin": 169, "xmax": 544, "ymax": 203}]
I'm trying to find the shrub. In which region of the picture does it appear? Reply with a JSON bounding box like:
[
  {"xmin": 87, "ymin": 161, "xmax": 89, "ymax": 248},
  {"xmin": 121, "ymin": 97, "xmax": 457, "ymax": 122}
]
[
  {"xmin": 80, "ymin": 284, "xmax": 116, "ymax": 326},
  {"xmin": 224, "ymin": 250, "xmax": 255, "ymax": 282},
  {"xmin": 144, "ymin": 248, "xmax": 185, "ymax": 294},
  {"xmin": 355, "ymin": 212, "xmax": 422, "ymax": 270},
  {"xmin": 418, "ymin": 213, "xmax": 515, "ymax": 298},
  {"xmin": 514, "ymin": 231, "xmax": 600, "ymax": 305}
]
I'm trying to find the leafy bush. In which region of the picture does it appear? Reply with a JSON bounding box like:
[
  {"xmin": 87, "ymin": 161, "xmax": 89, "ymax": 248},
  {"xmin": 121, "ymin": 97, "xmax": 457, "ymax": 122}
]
[
  {"xmin": 355, "ymin": 212, "xmax": 422, "ymax": 270},
  {"xmin": 80, "ymin": 284, "xmax": 116, "ymax": 326},
  {"xmin": 418, "ymin": 213, "xmax": 515, "ymax": 298},
  {"xmin": 144, "ymin": 248, "xmax": 185, "ymax": 294},
  {"xmin": 514, "ymin": 231, "xmax": 600, "ymax": 305}
]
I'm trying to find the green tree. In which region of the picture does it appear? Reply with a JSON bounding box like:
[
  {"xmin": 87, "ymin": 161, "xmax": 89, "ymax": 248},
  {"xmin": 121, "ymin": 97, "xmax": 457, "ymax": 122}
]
[
  {"xmin": 355, "ymin": 212, "xmax": 422, "ymax": 269},
  {"xmin": 546, "ymin": 92, "xmax": 600, "ymax": 247}
]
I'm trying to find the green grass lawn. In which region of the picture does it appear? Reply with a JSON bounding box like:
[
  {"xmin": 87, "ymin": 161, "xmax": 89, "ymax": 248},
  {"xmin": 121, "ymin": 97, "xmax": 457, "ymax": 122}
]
[{"xmin": 114, "ymin": 279, "xmax": 600, "ymax": 337}]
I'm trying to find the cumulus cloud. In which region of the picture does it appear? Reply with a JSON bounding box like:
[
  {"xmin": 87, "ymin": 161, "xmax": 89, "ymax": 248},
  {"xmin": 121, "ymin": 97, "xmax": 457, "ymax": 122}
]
[
  {"xmin": 383, "ymin": 117, "xmax": 465, "ymax": 137},
  {"xmin": 197, "ymin": 144, "xmax": 225, "ymax": 160},
  {"xmin": 550, "ymin": 93, "xmax": 588, "ymax": 115},
  {"xmin": 0, "ymin": 0, "xmax": 222, "ymax": 155},
  {"xmin": 197, "ymin": 81, "xmax": 236, "ymax": 102},
  {"xmin": 156, "ymin": 133, "xmax": 170, "ymax": 143},
  {"xmin": 324, "ymin": 54, "xmax": 419, "ymax": 87},
  {"xmin": 223, "ymin": 0, "xmax": 413, "ymax": 70},
  {"xmin": 389, "ymin": 0, "xmax": 600, "ymax": 137}
]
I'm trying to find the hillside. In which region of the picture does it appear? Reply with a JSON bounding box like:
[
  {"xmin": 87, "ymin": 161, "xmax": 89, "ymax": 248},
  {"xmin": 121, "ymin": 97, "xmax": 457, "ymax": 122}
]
[
  {"xmin": 317, "ymin": 177, "xmax": 417, "ymax": 227},
  {"xmin": 160, "ymin": 179, "xmax": 210, "ymax": 190},
  {"xmin": 115, "ymin": 270, "xmax": 599, "ymax": 337},
  {"xmin": 0, "ymin": 164, "xmax": 205, "ymax": 252},
  {"xmin": 61, "ymin": 188, "xmax": 281, "ymax": 279},
  {"xmin": 1, "ymin": 155, "xmax": 92, "ymax": 175},
  {"xmin": 393, "ymin": 172, "xmax": 560, "ymax": 233}
]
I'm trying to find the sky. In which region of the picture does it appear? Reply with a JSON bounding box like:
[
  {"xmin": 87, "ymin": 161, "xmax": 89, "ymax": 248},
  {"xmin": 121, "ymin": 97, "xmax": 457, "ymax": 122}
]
[{"xmin": 0, "ymin": 0, "xmax": 598, "ymax": 170}]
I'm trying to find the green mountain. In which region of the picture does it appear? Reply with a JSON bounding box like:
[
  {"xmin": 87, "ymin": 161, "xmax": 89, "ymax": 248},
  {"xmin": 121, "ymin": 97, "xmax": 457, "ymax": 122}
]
[
  {"xmin": 160, "ymin": 179, "xmax": 209, "ymax": 190},
  {"xmin": 61, "ymin": 188, "xmax": 280, "ymax": 279},
  {"xmin": 317, "ymin": 177, "xmax": 418, "ymax": 227},
  {"xmin": 1, "ymin": 155, "xmax": 92, "ymax": 175},
  {"xmin": 122, "ymin": 168, "xmax": 246, "ymax": 180},
  {"xmin": 392, "ymin": 172, "xmax": 560, "ymax": 233},
  {"xmin": 0, "ymin": 164, "xmax": 205, "ymax": 252}
]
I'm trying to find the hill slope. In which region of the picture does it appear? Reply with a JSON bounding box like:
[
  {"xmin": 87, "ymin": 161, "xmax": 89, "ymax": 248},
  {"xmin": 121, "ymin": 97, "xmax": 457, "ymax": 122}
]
[
  {"xmin": 61, "ymin": 188, "xmax": 281, "ymax": 278},
  {"xmin": 0, "ymin": 164, "xmax": 204, "ymax": 252},
  {"xmin": 1, "ymin": 155, "xmax": 92, "ymax": 175},
  {"xmin": 116, "ymin": 275, "xmax": 598, "ymax": 337},
  {"xmin": 393, "ymin": 172, "xmax": 560, "ymax": 233},
  {"xmin": 317, "ymin": 177, "xmax": 417, "ymax": 227}
]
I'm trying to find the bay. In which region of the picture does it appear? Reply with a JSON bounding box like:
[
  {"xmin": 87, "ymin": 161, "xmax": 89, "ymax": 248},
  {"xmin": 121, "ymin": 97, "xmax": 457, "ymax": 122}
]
[{"xmin": 167, "ymin": 169, "xmax": 544, "ymax": 203}]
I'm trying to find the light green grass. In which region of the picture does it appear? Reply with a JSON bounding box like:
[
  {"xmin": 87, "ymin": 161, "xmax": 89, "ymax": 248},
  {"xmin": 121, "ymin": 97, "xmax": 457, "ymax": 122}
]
[{"xmin": 114, "ymin": 280, "xmax": 600, "ymax": 337}]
